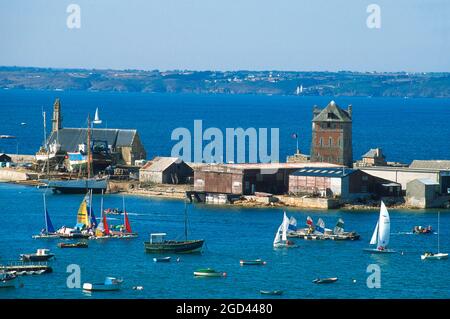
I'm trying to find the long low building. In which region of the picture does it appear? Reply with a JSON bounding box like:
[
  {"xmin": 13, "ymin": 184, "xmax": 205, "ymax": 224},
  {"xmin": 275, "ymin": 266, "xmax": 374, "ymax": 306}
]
[
  {"xmin": 193, "ymin": 162, "xmax": 342, "ymax": 196},
  {"xmin": 360, "ymin": 165, "xmax": 450, "ymax": 194}
]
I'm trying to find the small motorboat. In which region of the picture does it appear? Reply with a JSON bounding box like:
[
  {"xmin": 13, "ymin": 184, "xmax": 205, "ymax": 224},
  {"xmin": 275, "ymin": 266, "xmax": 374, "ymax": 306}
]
[
  {"xmin": 20, "ymin": 249, "xmax": 55, "ymax": 262},
  {"xmin": 104, "ymin": 208, "xmax": 123, "ymax": 215},
  {"xmin": 421, "ymin": 252, "xmax": 449, "ymax": 260},
  {"xmin": 313, "ymin": 277, "xmax": 338, "ymax": 284},
  {"xmin": 153, "ymin": 257, "xmax": 171, "ymax": 262},
  {"xmin": 82, "ymin": 277, "xmax": 123, "ymax": 291},
  {"xmin": 240, "ymin": 259, "xmax": 267, "ymax": 266},
  {"xmin": 0, "ymin": 272, "xmax": 18, "ymax": 289},
  {"xmin": 413, "ymin": 225, "xmax": 432, "ymax": 234},
  {"xmin": 194, "ymin": 268, "xmax": 227, "ymax": 277},
  {"xmin": 260, "ymin": 290, "xmax": 283, "ymax": 296},
  {"xmin": 58, "ymin": 242, "xmax": 88, "ymax": 248}
]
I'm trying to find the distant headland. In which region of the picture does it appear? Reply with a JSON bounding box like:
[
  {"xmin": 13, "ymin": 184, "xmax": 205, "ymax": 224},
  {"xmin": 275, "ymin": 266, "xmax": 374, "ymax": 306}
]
[{"xmin": 1, "ymin": 66, "xmax": 450, "ymax": 98}]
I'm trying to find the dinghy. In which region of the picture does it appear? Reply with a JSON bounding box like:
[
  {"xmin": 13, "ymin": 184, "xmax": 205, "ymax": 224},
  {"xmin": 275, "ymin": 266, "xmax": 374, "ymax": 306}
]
[
  {"xmin": 240, "ymin": 259, "xmax": 266, "ymax": 266},
  {"xmin": 260, "ymin": 290, "xmax": 283, "ymax": 295},
  {"xmin": 32, "ymin": 194, "xmax": 59, "ymax": 239},
  {"xmin": 313, "ymin": 277, "xmax": 338, "ymax": 284},
  {"xmin": 273, "ymin": 212, "xmax": 297, "ymax": 248},
  {"xmin": 82, "ymin": 277, "xmax": 122, "ymax": 291},
  {"xmin": 194, "ymin": 268, "xmax": 227, "ymax": 277},
  {"xmin": 58, "ymin": 242, "xmax": 88, "ymax": 248},
  {"xmin": 421, "ymin": 212, "xmax": 448, "ymax": 260},
  {"xmin": 153, "ymin": 257, "xmax": 171, "ymax": 262},
  {"xmin": 364, "ymin": 201, "xmax": 396, "ymax": 254}
]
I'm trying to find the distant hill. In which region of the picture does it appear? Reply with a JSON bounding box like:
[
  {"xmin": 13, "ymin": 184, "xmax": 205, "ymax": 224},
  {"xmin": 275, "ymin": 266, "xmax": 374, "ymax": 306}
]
[{"xmin": 1, "ymin": 66, "xmax": 450, "ymax": 98}]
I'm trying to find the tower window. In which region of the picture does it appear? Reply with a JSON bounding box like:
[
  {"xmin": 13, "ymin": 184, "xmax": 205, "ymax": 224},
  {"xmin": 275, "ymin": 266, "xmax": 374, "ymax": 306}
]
[
  {"xmin": 329, "ymin": 137, "xmax": 333, "ymax": 146},
  {"xmin": 319, "ymin": 138, "xmax": 323, "ymax": 146}
]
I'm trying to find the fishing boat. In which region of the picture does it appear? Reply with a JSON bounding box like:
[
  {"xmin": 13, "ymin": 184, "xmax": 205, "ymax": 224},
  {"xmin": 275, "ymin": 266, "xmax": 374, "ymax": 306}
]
[
  {"xmin": 273, "ymin": 212, "xmax": 297, "ymax": 248},
  {"xmin": 20, "ymin": 249, "xmax": 55, "ymax": 262},
  {"xmin": 46, "ymin": 177, "xmax": 108, "ymax": 194},
  {"xmin": 239, "ymin": 259, "xmax": 266, "ymax": 266},
  {"xmin": 364, "ymin": 201, "xmax": 396, "ymax": 254},
  {"xmin": 421, "ymin": 212, "xmax": 448, "ymax": 260},
  {"xmin": 260, "ymin": 290, "xmax": 283, "ymax": 296},
  {"xmin": 58, "ymin": 242, "xmax": 88, "ymax": 248},
  {"xmin": 413, "ymin": 225, "xmax": 433, "ymax": 234},
  {"xmin": 313, "ymin": 277, "xmax": 338, "ymax": 284},
  {"xmin": 153, "ymin": 257, "xmax": 171, "ymax": 262},
  {"xmin": 32, "ymin": 194, "xmax": 59, "ymax": 239},
  {"xmin": 0, "ymin": 272, "xmax": 18, "ymax": 289},
  {"xmin": 194, "ymin": 268, "xmax": 227, "ymax": 277},
  {"xmin": 144, "ymin": 201, "xmax": 204, "ymax": 253},
  {"xmin": 82, "ymin": 277, "xmax": 123, "ymax": 291}
]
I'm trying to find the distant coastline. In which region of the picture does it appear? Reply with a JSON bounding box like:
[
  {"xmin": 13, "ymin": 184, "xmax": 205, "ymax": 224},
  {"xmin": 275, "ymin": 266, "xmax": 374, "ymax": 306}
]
[{"xmin": 1, "ymin": 66, "xmax": 450, "ymax": 98}]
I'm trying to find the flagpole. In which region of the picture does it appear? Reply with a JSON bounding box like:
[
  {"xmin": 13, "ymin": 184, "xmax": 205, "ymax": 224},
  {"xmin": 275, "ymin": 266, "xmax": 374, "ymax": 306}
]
[{"xmin": 296, "ymin": 137, "xmax": 299, "ymax": 154}]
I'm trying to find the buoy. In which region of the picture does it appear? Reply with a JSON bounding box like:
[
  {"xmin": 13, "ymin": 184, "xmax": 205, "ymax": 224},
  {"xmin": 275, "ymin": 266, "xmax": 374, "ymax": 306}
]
[
  {"xmin": 352, "ymin": 279, "xmax": 357, "ymax": 283},
  {"xmin": 133, "ymin": 286, "xmax": 144, "ymax": 290}
]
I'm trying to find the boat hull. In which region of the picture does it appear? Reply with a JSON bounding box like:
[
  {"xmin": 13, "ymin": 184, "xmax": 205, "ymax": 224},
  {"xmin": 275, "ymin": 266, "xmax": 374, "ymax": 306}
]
[
  {"xmin": 313, "ymin": 278, "xmax": 338, "ymax": 284},
  {"xmin": 421, "ymin": 253, "xmax": 448, "ymax": 260},
  {"xmin": 194, "ymin": 271, "xmax": 225, "ymax": 277},
  {"xmin": 240, "ymin": 260, "xmax": 266, "ymax": 266},
  {"xmin": 20, "ymin": 254, "xmax": 54, "ymax": 262},
  {"xmin": 82, "ymin": 283, "xmax": 121, "ymax": 291},
  {"xmin": 144, "ymin": 239, "xmax": 204, "ymax": 254},
  {"xmin": 363, "ymin": 248, "xmax": 396, "ymax": 254},
  {"xmin": 46, "ymin": 178, "xmax": 108, "ymax": 194},
  {"xmin": 260, "ymin": 290, "xmax": 283, "ymax": 296}
]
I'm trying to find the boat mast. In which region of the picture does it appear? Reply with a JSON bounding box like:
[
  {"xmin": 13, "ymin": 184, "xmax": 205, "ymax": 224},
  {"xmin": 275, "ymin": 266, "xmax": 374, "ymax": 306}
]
[
  {"xmin": 438, "ymin": 211, "xmax": 440, "ymax": 253},
  {"xmin": 43, "ymin": 110, "xmax": 50, "ymax": 176},
  {"xmin": 184, "ymin": 199, "xmax": 188, "ymax": 241},
  {"xmin": 87, "ymin": 115, "xmax": 92, "ymax": 179}
]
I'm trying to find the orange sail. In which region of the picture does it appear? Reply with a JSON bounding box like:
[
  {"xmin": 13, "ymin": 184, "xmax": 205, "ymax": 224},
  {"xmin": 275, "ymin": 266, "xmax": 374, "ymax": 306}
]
[{"xmin": 103, "ymin": 215, "xmax": 110, "ymax": 235}]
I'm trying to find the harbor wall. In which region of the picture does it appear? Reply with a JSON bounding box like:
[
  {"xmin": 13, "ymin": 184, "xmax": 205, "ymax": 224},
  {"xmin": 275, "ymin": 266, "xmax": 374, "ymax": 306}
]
[
  {"xmin": 276, "ymin": 195, "xmax": 340, "ymax": 209},
  {"xmin": 0, "ymin": 168, "xmax": 32, "ymax": 181}
]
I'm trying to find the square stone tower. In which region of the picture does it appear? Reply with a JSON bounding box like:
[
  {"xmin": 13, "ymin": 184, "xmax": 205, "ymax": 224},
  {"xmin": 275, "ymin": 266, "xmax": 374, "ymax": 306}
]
[{"xmin": 310, "ymin": 100, "xmax": 352, "ymax": 167}]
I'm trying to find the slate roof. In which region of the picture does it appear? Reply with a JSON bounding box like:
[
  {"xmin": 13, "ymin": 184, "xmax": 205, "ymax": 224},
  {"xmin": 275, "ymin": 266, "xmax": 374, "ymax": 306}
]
[
  {"xmin": 47, "ymin": 128, "xmax": 137, "ymax": 153},
  {"xmin": 409, "ymin": 160, "xmax": 450, "ymax": 171},
  {"xmin": 291, "ymin": 167, "xmax": 356, "ymax": 178},
  {"xmin": 362, "ymin": 148, "xmax": 385, "ymax": 159},
  {"xmin": 312, "ymin": 101, "xmax": 352, "ymax": 122}
]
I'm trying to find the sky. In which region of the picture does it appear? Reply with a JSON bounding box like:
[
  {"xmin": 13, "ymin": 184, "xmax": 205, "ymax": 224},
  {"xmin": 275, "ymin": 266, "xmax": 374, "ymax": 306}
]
[{"xmin": 0, "ymin": 0, "xmax": 449, "ymax": 72}]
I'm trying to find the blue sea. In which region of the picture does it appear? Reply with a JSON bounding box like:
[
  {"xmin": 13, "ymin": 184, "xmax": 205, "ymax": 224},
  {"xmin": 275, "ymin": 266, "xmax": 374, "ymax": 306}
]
[{"xmin": 0, "ymin": 89, "xmax": 450, "ymax": 299}]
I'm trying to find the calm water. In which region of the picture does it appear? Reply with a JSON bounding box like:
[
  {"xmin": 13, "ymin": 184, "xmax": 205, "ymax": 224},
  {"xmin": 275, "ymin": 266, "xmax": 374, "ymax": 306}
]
[
  {"xmin": 1, "ymin": 89, "xmax": 450, "ymax": 163},
  {"xmin": 0, "ymin": 183, "xmax": 449, "ymax": 299},
  {"xmin": 1, "ymin": 90, "xmax": 450, "ymax": 299}
]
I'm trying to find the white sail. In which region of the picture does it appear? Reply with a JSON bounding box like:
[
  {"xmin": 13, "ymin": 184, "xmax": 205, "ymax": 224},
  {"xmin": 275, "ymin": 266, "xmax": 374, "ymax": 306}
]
[
  {"xmin": 377, "ymin": 201, "xmax": 390, "ymax": 248},
  {"xmin": 273, "ymin": 224, "xmax": 283, "ymax": 245},
  {"xmin": 281, "ymin": 212, "xmax": 289, "ymax": 241},
  {"xmin": 370, "ymin": 221, "xmax": 379, "ymax": 245},
  {"xmin": 93, "ymin": 108, "xmax": 102, "ymax": 124}
]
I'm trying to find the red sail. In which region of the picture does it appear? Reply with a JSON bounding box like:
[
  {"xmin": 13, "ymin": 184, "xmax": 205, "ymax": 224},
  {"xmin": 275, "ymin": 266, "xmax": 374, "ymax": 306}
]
[
  {"xmin": 103, "ymin": 215, "xmax": 110, "ymax": 235},
  {"xmin": 124, "ymin": 211, "xmax": 132, "ymax": 233}
]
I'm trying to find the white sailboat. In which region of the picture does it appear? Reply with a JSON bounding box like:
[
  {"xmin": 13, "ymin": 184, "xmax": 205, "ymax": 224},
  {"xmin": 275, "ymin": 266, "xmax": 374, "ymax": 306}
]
[
  {"xmin": 421, "ymin": 212, "xmax": 448, "ymax": 260},
  {"xmin": 273, "ymin": 212, "xmax": 297, "ymax": 248},
  {"xmin": 364, "ymin": 201, "xmax": 396, "ymax": 253},
  {"xmin": 93, "ymin": 107, "xmax": 102, "ymax": 124}
]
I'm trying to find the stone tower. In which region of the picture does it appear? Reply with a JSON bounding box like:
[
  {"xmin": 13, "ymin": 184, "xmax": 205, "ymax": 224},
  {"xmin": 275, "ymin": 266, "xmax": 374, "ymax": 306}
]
[
  {"xmin": 51, "ymin": 98, "xmax": 62, "ymax": 132},
  {"xmin": 310, "ymin": 100, "xmax": 352, "ymax": 167}
]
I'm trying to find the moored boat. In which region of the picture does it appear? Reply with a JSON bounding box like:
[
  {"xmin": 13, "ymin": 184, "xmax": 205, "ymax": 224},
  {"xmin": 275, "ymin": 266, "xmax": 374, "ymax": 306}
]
[
  {"xmin": 313, "ymin": 277, "xmax": 338, "ymax": 284},
  {"xmin": 20, "ymin": 249, "xmax": 55, "ymax": 262},
  {"xmin": 413, "ymin": 225, "xmax": 433, "ymax": 234},
  {"xmin": 421, "ymin": 212, "xmax": 448, "ymax": 260},
  {"xmin": 58, "ymin": 242, "xmax": 88, "ymax": 248},
  {"xmin": 32, "ymin": 194, "xmax": 59, "ymax": 239},
  {"xmin": 194, "ymin": 268, "xmax": 227, "ymax": 277},
  {"xmin": 0, "ymin": 272, "xmax": 18, "ymax": 288},
  {"xmin": 260, "ymin": 290, "xmax": 283, "ymax": 295},
  {"xmin": 240, "ymin": 259, "xmax": 266, "ymax": 266},
  {"xmin": 82, "ymin": 277, "xmax": 123, "ymax": 291},
  {"xmin": 153, "ymin": 257, "xmax": 171, "ymax": 262}
]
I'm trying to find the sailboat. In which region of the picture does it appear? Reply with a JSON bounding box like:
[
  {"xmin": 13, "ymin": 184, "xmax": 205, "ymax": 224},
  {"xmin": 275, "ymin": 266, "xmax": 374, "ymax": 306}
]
[
  {"xmin": 93, "ymin": 108, "xmax": 102, "ymax": 125},
  {"xmin": 273, "ymin": 212, "xmax": 297, "ymax": 248},
  {"xmin": 95, "ymin": 190, "xmax": 111, "ymax": 238},
  {"xmin": 56, "ymin": 192, "xmax": 93, "ymax": 239},
  {"xmin": 32, "ymin": 194, "xmax": 59, "ymax": 239},
  {"xmin": 144, "ymin": 200, "xmax": 204, "ymax": 253},
  {"xmin": 421, "ymin": 212, "xmax": 448, "ymax": 260},
  {"xmin": 364, "ymin": 201, "xmax": 396, "ymax": 253},
  {"xmin": 118, "ymin": 196, "xmax": 138, "ymax": 238}
]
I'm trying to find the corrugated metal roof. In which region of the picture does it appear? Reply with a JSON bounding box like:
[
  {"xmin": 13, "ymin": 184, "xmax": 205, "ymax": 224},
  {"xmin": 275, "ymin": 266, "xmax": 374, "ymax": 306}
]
[
  {"xmin": 47, "ymin": 128, "xmax": 136, "ymax": 153},
  {"xmin": 312, "ymin": 101, "xmax": 352, "ymax": 122},
  {"xmin": 414, "ymin": 178, "xmax": 440, "ymax": 186},
  {"xmin": 410, "ymin": 160, "xmax": 450, "ymax": 171},
  {"xmin": 291, "ymin": 167, "xmax": 356, "ymax": 177},
  {"xmin": 141, "ymin": 157, "xmax": 182, "ymax": 172}
]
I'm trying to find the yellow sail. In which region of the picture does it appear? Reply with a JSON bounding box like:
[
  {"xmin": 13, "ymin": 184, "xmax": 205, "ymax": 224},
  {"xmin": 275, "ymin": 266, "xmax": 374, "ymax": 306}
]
[{"xmin": 77, "ymin": 194, "xmax": 90, "ymax": 227}]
